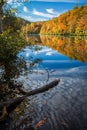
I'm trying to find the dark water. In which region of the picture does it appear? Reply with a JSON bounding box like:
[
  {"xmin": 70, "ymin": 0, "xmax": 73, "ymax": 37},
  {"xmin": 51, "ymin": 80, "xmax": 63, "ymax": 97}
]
[{"xmin": 0, "ymin": 35, "xmax": 87, "ymax": 130}]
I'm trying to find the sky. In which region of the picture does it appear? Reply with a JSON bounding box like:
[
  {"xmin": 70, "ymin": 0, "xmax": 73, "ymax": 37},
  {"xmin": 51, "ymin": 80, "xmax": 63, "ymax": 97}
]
[{"xmin": 6, "ymin": 0, "xmax": 87, "ymax": 22}]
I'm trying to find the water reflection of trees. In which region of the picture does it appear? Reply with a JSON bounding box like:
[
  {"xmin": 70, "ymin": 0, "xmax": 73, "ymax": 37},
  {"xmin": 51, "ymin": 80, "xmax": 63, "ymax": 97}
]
[
  {"xmin": 25, "ymin": 34, "xmax": 42, "ymax": 45},
  {"xmin": 40, "ymin": 35, "xmax": 87, "ymax": 62},
  {"xmin": 24, "ymin": 35, "xmax": 87, "ymax": 62}
]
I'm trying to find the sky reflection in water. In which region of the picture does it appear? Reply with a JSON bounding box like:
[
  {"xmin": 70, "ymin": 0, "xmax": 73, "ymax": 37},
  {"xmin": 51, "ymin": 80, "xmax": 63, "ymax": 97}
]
[{"xmin": 19, "ymin": 44, "xmax": 87, "ymax": 71}]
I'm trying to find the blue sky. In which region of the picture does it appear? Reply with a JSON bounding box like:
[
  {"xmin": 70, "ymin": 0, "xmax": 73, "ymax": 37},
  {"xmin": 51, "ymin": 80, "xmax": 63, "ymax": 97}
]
[{"xmin": 7, "ymin": 0, "xmax": 87, "ymax": 22}]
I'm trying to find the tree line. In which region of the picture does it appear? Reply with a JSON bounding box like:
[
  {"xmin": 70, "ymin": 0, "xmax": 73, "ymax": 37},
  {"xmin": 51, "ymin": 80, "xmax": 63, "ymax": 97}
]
[{"xmin": 22, "ymin": 5, "xmax": 87, "ymax": 36}]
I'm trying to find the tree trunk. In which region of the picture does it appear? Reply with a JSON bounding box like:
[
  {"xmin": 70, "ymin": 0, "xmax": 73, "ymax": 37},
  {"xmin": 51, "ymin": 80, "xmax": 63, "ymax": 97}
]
[
  {"xmin": 0, "ymin": 12, "xmax": 3, "ymax": 33},
  {"xmin": 0, "ymin": 6, "xmax": 3, "ymax": 33},
  {"xmin": 0, "ymin": 0, "xmax": 6, "ymax": 33}
]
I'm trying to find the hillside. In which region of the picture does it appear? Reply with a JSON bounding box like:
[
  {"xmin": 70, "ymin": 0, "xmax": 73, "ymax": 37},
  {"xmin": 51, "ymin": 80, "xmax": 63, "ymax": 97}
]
[
  {"xmin": 21, "ymin": 21, "xmax": 44, "ymax": 34},
  {"xmin": 40, "ymin": 5, "xmax": 87, "ymax": 35},
  {"xmin": 3, "ymin": 15, "xmax": 30, "ymax": 32}
]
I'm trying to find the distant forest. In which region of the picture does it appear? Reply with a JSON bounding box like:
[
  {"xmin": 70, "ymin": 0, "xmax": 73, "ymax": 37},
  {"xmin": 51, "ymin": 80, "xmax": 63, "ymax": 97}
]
[{"xmin": 22, "ymin": 5, "xmax": 87, "ymax": 36}]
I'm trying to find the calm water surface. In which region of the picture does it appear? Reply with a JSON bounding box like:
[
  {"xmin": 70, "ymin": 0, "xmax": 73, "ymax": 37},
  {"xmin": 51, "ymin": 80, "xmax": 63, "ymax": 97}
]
[{"xmin": 0, "ymin": 35, "xmax": 87, "ymax": 130}]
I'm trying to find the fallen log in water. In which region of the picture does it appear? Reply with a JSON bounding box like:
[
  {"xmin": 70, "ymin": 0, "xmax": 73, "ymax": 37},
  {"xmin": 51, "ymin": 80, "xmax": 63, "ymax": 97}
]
[
  {"xmin": 19, "ymin": 78, "xmax": 60, "ymax": 96},
  {"xmin": 0, "ymin": 79, "xmax": 60, "ymax": 121}
]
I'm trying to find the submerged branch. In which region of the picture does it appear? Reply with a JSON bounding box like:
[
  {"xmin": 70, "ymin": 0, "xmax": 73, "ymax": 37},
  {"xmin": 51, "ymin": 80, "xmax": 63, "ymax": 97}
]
[
  {"xmin": 19, "ymin": 78, "xmax": 60, "ymax": 96},
  {"xmin": 0, "ymin": 79, "xmax": 60, "ymax": 120}
]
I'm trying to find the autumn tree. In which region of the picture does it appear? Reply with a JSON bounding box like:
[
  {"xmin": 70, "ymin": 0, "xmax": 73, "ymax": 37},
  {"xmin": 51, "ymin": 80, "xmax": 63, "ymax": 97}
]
[
  {"xmin": 40, "ymin": 5, "xmax": 87, "ymax": 36},
  {"xmin": 0, "ymin": 0, "xmax": 30, "ymax": 33}
]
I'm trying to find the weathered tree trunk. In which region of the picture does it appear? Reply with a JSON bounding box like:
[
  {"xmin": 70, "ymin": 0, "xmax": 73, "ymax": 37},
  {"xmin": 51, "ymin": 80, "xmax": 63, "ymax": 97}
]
[
  {"xmin": 0, "ymin": 12, "xmax": 3, "ymax": 33},
  {"xmin": 0, "ymin": 79, "xmax": 60, "ymax": 120},
  {"xmin": 0, "ymin": 0, "xmax": 6, "ymax": 33}
]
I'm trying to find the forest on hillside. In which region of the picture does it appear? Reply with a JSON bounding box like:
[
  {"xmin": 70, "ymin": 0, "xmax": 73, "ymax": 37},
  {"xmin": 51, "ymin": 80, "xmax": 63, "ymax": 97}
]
[
  {"xmin": 22, "ymin": 5, "xmax": 87, "ymax": 36},
  {"xmin": 2, "ymin": 15, "xmax": 29, "ymax": 32},
  {"xmin": 40, "ymin": 5, "xmax": 87, "ymax": 35},
  {"xmin": 21, "ymin": 21, "xmax": 44, "ymax": 34}
]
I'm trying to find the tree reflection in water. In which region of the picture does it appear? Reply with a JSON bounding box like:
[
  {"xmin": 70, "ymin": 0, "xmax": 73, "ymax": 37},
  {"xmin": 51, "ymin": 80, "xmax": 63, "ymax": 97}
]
[{"xmin": 40, "ymin": 35, "xmax": 87, "ymax": 62}]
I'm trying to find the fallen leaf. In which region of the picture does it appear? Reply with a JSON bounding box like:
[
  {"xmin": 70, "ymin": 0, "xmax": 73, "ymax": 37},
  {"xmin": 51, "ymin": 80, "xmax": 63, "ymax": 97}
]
[
  {"xmin": 35, "ymin": 118, "xmax": 46, "ymax": 128},
  {"xmin": 14, "ymin": 107, "xmax": 20, "ymax": 112}
]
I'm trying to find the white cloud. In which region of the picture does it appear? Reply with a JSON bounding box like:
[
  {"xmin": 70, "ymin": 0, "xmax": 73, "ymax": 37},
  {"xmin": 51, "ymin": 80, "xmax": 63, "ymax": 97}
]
[
  {"xmin": 21, "ymin": 15, "xmax": 32, "ymax": 21},
  {"xmin": 46, "ymin": 51, "xmax": 54, "ymax": 56},
  {"xmin": 26, "ymin": 52, "xmax": 30, "ymax": 57},
  {"xmin": 46, "ymin": 8, "xmax": 61, "ymax": 17},
  {"xmin": 7, "ymin": 0, "xmax": 23, "ymax": 7},
  {"xmin": 23, "ymin": 6, "xmax": 28, "ymax": 12},
  {"xmin": 18, "ymin": 15, "xmax": 47, "ymax": 21},
  {"xmin": 32, "ymin": 8, "xmax": 54, "ymax": 18},
  {"xmin": 19, "ymin": 8, "xmax": 64, "ymax": 22},
  {"xmin": 7, "ymin": 0, "xmax": 12, "ymax": 4},
  {"xmin": 34, "ymin": 47, "xmax": 53, "ymax": 55},
  {"xmin": 46, "ymin": 8, "xmax": 55, "ymax": 14}
]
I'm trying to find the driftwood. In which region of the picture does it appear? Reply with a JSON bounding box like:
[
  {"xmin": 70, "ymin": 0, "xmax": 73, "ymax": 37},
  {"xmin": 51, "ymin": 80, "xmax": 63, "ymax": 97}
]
[
  {"xmin": 19, "ymin": 78, "xmax": 60, "ymax": 96},
  {"xmin": 0, "ymin": 79, "xmax": 60, "ymax": 121}
]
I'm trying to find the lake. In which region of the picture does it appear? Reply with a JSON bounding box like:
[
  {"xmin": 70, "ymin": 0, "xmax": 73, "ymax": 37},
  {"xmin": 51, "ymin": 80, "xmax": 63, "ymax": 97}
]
[{"xmin": 0, "ymin": 35, "xmax": 87, "ymax": 130}]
